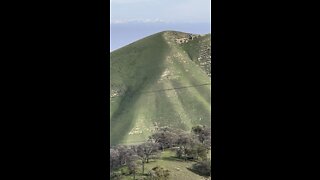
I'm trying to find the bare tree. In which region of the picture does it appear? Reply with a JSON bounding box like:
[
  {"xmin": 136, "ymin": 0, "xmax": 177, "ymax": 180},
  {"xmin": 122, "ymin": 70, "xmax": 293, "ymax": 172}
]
[
  {"xmin": 110, "ymin": 148, "xmax": 120, "ymax": 171},
  {"xmin": 176, "ymin": 132, "xmax": 198, "ymax": 161},
  {"xmin": 192, "ymin": 125, "xmax": 211, "ymax": 144},
  {"xmin": 149, "ymin": 127, "xmax": 180, "ymax": 150},
  {"xmin": 127, "ymin": 156, "xmax": 140, "ymax": 180},
  {"xmin": 116, "ymin": 145, "xmax": 130, "ymax": 166},
  {"xmin": 133, "ymin": 142, "xmax": 160, "ymax": 174}
]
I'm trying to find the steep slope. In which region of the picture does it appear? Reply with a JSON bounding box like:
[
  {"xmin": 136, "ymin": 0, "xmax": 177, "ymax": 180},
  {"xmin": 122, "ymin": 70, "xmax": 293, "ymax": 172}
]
[{"xmin": 110, "ymin": 31, "xmax": 211, "ymax": 145}]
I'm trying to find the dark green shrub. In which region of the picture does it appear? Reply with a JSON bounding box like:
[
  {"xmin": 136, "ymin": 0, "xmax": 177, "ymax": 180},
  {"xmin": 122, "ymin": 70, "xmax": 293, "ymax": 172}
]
[{"xmin": 192, "ymin": 160, "xmax": 211, "ymax": 176}]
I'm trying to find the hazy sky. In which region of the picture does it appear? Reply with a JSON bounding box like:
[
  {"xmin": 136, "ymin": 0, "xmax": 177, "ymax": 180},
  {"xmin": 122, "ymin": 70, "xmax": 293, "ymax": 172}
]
[
  {"xmin": 111, "ymin": 0, "xmax": 211, "ymax": 24},
  {"xmin": 110, "ymin": 0, "xmax": 211, "ymax": 51}
]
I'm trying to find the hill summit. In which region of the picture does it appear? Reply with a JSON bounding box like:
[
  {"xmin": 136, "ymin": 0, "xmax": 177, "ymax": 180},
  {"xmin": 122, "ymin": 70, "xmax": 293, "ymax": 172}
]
[{"xmin": 110, "ymin": 31, "xmax": 211, "ymax": 145}]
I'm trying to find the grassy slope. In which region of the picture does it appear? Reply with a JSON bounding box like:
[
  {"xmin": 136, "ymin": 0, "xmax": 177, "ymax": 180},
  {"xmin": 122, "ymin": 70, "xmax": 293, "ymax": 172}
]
[{"xmin": 110, "ymin": 31, "xmax": 211, "ymax": 145}]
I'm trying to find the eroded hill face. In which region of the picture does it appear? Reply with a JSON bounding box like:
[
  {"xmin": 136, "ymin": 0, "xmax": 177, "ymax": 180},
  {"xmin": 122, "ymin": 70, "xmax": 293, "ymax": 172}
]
[
  {"xmin": 110, "ymin": 31, "xmax": 211, "ymax": 145},
  {"xmin": 163, "ymin": 31, "xmax": 211, "ymax": 76}
]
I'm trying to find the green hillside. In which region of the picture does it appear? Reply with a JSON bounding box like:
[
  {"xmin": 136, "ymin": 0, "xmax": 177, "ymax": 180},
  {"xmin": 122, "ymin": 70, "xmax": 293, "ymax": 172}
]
[{"xmin": 110, "ymin": 31, "xmax": 211, "ymax": 145}]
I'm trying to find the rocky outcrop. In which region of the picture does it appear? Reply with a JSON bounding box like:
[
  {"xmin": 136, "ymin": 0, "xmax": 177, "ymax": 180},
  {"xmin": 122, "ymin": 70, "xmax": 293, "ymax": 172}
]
[{"xmin": 198, "ymin": 44, "xmax": 211, "ymax": 77}]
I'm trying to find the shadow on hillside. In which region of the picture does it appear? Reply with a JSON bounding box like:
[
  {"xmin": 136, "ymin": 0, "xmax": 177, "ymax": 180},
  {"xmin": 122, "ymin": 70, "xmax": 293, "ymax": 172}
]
[
  {"xmin": 186, "ymin": 167, "xmax": 211, "ymax": 179},
  {"xmin": 161, "ymin": 155, "xmax": 198, "ymax": 163},
  {"xmin": 110, "ymin": 35, "xmax": 170, "ymax": 145},
  {"xmin": 161, "ymin": 156, "xmax": 185, "ymax": 162}
]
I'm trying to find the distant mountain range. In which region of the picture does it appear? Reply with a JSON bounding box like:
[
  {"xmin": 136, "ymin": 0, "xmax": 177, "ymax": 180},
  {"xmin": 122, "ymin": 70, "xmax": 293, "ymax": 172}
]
[{"xmin": 110, "ymin": 31, "xmax": 211, "ymax": 145}]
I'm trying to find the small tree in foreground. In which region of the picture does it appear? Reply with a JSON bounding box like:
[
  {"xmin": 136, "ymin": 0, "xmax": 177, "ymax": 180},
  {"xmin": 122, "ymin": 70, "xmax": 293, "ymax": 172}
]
[
  {"xmin": 127, "ymin": 154, "xmax": 140, "ymax": 180},
  {"xmin": 135, "ymin": 142, "xmax": 160, "ymax": 174}
]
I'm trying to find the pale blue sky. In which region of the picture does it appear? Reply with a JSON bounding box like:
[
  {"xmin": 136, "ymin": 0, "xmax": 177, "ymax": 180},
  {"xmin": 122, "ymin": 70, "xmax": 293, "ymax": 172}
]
[
  {"xmin": 110, "ymin": 0, "xmax": 211, "ymax": 51},
  {"xmin": 111, "ymin": 0, "xmax": 210, "ymax": 23}
]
